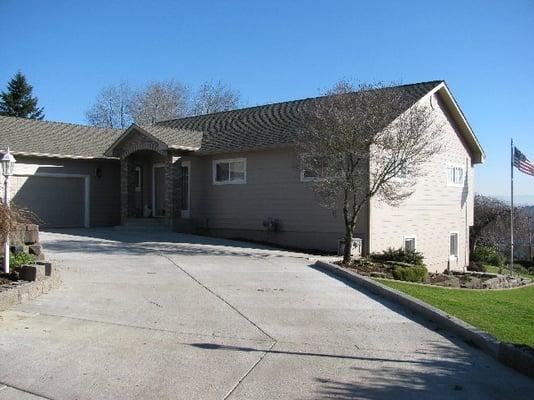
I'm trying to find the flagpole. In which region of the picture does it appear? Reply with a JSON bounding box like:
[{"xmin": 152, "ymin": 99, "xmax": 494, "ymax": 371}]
[{"xmin": 511, "ymin": 139, "xmax": 514, "ymax": 274}]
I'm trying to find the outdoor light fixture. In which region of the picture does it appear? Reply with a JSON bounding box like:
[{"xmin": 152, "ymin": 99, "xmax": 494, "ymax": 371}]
[
  {"xmin": 1, "ymin": 148, "xmax": 16, "ymax": 177},
  {"xmin": 2, "ymin": 147, "xmax": 16, "ymax": 274}
]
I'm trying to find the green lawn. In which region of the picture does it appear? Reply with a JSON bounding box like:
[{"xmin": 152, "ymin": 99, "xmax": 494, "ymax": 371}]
[{"xmin": 377, "ymin": 279, "xmax": 534, "ymax": 347}]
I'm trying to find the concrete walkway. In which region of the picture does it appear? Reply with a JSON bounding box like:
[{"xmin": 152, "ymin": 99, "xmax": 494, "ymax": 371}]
[{"xmin": 0, "ymin": 229, "xmax": 532, "ymax": 399}]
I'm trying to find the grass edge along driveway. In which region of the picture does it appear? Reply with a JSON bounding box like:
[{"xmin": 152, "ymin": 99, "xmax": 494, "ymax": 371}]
[{"xmin": 376, "ymin": 279, "xmax": 534, "ymax": 347}]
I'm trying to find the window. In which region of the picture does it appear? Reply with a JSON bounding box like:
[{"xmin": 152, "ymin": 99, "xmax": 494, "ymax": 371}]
[
  {"xmin": 300, "ymin": 156, "xmax": 328, "ymax": 182},
  {"xmin": 447, "ymin": 165, "xmax": 464, "ymax": 186},
  {"xmin": 213, "ymin": 158, "xmax": 246, "ymax": 184},
  {"xmin": 134, "ymin": 166, "xmax": 142, "ymax": 192},
  {"xmin": 449, "ymin": 232, "xmax": 459, "ymax": 258},
  {"xmin": 404, "ymin": 236, "xmax": 416, "ymax": 252}
]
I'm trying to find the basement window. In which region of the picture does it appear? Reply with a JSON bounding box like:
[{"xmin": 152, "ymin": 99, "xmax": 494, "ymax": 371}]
[{"xmin": 213, "ymin": 158, "xmax": 246, "ymax": 184}]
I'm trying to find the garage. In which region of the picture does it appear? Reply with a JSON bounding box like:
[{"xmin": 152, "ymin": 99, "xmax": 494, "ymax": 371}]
[{"xmin": 10, "ymin": 174, "xmax": 88, "ymax": 228}]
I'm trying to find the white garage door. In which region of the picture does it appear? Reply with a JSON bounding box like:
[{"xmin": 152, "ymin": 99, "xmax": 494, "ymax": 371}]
[{"xmin": 10, "ymin": 175, "xmax": 87, "ymax": 228}]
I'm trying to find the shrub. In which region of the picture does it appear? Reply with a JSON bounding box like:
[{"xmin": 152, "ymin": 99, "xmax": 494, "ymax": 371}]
[
  {"xmin": 392, "ymin": 265, "xmax": 428, "ymax": 282},
  {"xmin": 371, "ymin": 247, "xmax": 425, "ymax": 266},
  {"xmin": 472, "ymin": 245, "xmax": 505, "ymax": 267},
  {"xmin": 9, "ymin": 252, "xmax": 34, "ymax": 269},
  {"xmin": 467, "ymin": 261, "xmax": 487, "ymax": 272},
  {"xmin": 510, "ymin": 263, "xmax": 531, "ymax": 276},
  {"xmin": 0, "ymin": 204, "xmax": 35, "ymax": 248}
]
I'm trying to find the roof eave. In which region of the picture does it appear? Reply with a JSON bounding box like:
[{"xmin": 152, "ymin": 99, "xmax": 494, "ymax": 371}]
[
  {"xmin": 0, "ymin": 149, "xmax": 118, "ymax": 161},
  {"xmin": 429, "ymin": 82, "xmax": 486, "ymax": 164}
]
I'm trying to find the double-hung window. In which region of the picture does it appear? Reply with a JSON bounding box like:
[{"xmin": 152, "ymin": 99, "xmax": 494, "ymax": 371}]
[
  {"xmin": 213, "ymin": 158, "xmax": 246, "ymax": 184},
  {"xmin": 404, "ymin": 236, "xmax": 416, "ymax": 252},
  {"xmin": 447, "ymin": 165, "xmax": 465, "ymax": 186}
]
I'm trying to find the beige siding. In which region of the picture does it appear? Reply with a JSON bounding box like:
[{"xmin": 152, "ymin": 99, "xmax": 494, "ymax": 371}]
[
  {"xmin": 181, "ymin": 148, "xmax": 368, "ymax": 252},
  {"xmin": 370, "ymin": 93, "xmax": 475, "ymax": 272},
  {"xmin": 6, "ymin": 156, "xmax": 120, "ymax": 227}
]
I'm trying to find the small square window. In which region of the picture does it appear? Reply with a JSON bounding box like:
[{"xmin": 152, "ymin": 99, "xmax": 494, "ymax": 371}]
[{"xmin": 404, "ymin": 237, "xmax": 416, "ymax": 252}]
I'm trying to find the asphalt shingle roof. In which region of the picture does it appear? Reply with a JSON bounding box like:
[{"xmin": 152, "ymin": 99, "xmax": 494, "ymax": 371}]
[
  {"xmin": 0, "ymin": 115, "xmax": 123, "ymax": 158},
  {"xmin": 0, "ymin": 81, "xmax": 443, "ymax": 158},
  {"xmin": 137, "ymin": 125, "xmax": 203, "ymax": 150},
  {"xmin": 157, "ymin": 81, "xmax": 443, "ymax": 153}
]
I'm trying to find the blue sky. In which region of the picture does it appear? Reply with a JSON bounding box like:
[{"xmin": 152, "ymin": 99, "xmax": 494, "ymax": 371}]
[{"xmin": 1, "ymin": 0, "xmax": 533, "ymax": 200}]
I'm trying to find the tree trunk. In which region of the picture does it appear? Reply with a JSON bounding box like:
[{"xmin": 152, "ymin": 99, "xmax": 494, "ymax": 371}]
[{"xmin": 343, "ymin": 229, "xmax": 353, "ymax": 264}]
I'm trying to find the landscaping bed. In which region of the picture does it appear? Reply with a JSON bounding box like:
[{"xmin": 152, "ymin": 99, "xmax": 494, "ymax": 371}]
[{"xmin": 337, "ymin": 250, "xmax": 531, "ymax": 289}]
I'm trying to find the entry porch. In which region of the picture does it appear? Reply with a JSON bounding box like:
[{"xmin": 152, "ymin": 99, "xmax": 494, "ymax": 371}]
[{"xmin": 104, "ymin": 124, "xmax": 199, "ymax": 228}]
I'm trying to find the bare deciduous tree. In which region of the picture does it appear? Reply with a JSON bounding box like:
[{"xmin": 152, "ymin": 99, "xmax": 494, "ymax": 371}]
[
  {"xmin": 472, "ymin": 194, "xmax": 531, "ymax": 259},
  {"xmin": 85, "ymin": 82, "xmax": 132, "ymax": 128},
  {"xmin": 296, "ymin": 80, "xmax": 442, "ymax": 263},
  {"xmin": 190, "ymin": 80, "xmax": 241, "ymax": 115},
  {"xmin": 471, "ymin": 194, "xmax": 510, "ymax": 252},
  {"xmin": 128, "ymin": 80, "xmax": 190, "ymax": 125}
]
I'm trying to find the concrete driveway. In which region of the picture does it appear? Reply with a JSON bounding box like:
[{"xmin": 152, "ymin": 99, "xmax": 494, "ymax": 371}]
[{"xmin": 0, "ymin": 229, "xmax": 532, "ymax": 399}]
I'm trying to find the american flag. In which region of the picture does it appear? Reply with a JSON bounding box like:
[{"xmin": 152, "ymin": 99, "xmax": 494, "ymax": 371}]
[{"xmin": 514, "ymin": 147, "xmax": 534, "ymax": 177}]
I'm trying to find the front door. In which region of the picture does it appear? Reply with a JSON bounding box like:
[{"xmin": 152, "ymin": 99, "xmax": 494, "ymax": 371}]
[{"xmin": 153, "ymin": 164, "xmax": 166, "ymax": 217}]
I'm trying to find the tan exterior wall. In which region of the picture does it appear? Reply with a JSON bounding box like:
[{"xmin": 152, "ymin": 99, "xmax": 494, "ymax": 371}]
[
  {"xmin": 5, "ymin": 156, "xmax": 120, "ymax": 227},
  {"xmin": 180, "ymin": 148, "xmax": 368, "ymax": 252},
  {"xmin": 369, "ymin": 93, "xmax": 475, "ymax": 272}
]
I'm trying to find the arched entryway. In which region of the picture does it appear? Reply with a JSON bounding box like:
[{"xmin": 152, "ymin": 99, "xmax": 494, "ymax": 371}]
[
  {"xmin": 125, "ymin": 149, "xmax": 167, "ymax": 219},
  {"xmin": 104, "ymin": 123, "xmax": 199, "ymax": 228}
]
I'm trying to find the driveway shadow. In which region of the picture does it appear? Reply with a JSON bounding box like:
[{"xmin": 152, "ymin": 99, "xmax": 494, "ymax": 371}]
[{"xmin": 41, "ymin": 228, "xmax": 309, "ymax": 259}]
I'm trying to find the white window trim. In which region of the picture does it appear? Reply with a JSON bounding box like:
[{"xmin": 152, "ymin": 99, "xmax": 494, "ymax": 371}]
[
  {"xmin": 449, "ymin": 231, "xmax": 459, "ymax": 260},
  {"xmin": 212, "ymin": 158, "xmax": 247, "ymax": 185},
  {"xmin": 446, "ymin": 164, "xmax": 465, "ymax": 187},
  {"xmin": 181, "ymin": 161, "xmax": 191, "ymax": 218},
  {"xmin": 403, "ymin": 235, "xmax": 417, "ymax": 251}
]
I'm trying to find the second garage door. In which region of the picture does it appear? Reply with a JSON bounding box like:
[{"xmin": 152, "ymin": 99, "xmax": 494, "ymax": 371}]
[{"xmin": 10, "ymin": 175, "xmax": 86, "ymax": 228}]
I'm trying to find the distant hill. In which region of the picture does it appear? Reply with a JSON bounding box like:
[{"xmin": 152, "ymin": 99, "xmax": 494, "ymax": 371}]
[{"xmin": 491, "ymin": 195, "xmax": 534, "ymax": 206}]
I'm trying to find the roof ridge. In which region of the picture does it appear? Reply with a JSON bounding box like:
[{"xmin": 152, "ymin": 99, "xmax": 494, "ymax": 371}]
[
  {"xmin": 157, "ymin": 80, "xmax": 444, "ymax": 125},
  {"xmin": 0, "ymin": 114, "xmax": 123, "ymax": 132}
]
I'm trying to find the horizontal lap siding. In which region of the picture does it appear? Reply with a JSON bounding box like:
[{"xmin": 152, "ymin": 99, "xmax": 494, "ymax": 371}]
[
  {"xmin": 370, "ymin": 93, "xmax": 474, "ymax": 272},
  {"xmin": 184, "ymin": 148, "xmax": 368, "ymax": 252}
]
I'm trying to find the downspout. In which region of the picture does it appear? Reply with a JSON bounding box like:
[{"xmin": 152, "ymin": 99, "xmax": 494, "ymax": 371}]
[{"xmin": 465, "ymin": 156, "xmax": 469, "ymax": 272}]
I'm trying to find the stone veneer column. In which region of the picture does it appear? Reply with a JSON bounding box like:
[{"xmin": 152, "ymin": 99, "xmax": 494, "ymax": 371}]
[
  {"xmin": 164, "ymin": 155, "xmax": 182, "ymax": 228},
  {"xmin": 120, "ymin": 159, "xmax": 128, "ymax": 225}
]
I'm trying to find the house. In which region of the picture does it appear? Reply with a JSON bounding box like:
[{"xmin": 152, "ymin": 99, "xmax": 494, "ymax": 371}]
[{"xmin": 0, "ymin": 81, "xmax": 484, "ymax": 272}]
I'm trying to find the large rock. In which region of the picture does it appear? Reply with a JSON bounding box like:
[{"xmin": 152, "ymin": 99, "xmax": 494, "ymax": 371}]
[
  {"xmin": 28, "ymin": 244, "xmax": 42, "ymax": 256},
  {"xmin": 24, "ymin": 230, "xmax": 39, "ymax": 244},
  {"xmin": 19, "ymin": 263, "xmax": 52, "ymax": 282}
]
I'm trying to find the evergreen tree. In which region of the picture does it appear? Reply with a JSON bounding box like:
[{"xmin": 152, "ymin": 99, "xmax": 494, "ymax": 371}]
[{"xmin": 0, "ymin": 72, "xmax": 44, "ymax": 119}]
